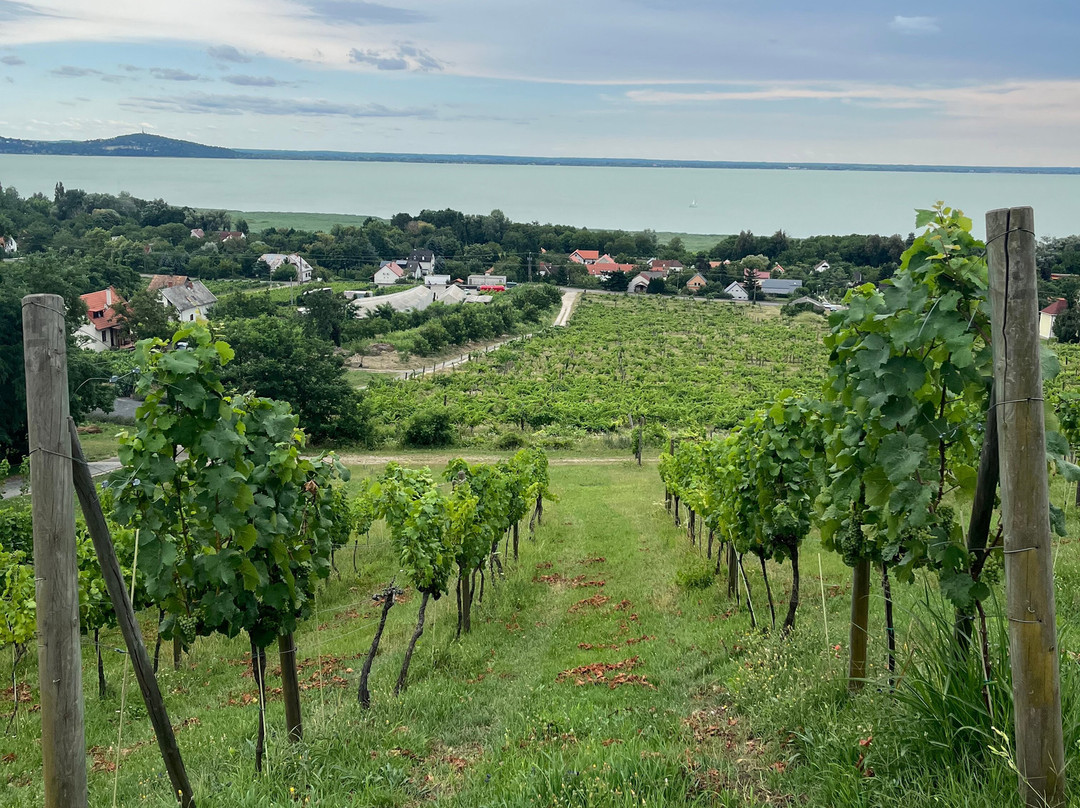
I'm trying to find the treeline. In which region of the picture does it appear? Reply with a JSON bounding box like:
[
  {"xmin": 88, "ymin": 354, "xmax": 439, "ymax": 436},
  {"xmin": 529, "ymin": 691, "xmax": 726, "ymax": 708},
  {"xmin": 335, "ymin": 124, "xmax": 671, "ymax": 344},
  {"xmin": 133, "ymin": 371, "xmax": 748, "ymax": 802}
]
[{"xmin": 1, "ymin": 180, "xmax": 916, "ymax": 292}]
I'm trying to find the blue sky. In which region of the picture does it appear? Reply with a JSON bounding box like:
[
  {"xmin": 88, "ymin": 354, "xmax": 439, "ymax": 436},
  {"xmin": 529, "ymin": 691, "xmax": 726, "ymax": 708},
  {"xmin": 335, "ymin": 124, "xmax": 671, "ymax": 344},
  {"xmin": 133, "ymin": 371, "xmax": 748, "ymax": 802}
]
[{"xmin": 0, "ymin": 1, "xmax": 1075, "ymax": 165}]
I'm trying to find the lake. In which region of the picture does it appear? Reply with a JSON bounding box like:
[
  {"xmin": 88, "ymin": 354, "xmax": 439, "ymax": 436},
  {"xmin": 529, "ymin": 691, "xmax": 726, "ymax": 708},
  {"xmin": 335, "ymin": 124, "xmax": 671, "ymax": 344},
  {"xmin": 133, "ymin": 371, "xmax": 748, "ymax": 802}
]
[{"xmin": 1, "ymin": 154, "xmax": 1078, "ymax": 238}]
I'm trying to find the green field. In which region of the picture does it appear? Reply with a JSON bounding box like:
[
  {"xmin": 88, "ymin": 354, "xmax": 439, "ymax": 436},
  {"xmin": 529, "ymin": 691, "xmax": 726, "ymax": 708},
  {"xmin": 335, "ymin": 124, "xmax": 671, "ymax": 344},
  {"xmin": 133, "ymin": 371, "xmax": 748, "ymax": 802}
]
[
  {"xmin": 3, "ymin": 457, "xmax": 1078, "ymax": 807},
  {"xmin": 218, "ymin": 210, "xmax": 385, "ymax": 232}
]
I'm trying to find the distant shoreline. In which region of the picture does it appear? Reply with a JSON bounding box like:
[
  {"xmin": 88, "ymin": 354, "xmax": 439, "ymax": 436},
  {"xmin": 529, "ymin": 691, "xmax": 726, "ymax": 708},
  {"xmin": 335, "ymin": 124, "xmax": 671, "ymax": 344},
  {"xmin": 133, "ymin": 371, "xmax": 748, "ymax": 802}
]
[{"xmin": 1, "ymin": 133, "xmax": 1078, "ymax": 175}]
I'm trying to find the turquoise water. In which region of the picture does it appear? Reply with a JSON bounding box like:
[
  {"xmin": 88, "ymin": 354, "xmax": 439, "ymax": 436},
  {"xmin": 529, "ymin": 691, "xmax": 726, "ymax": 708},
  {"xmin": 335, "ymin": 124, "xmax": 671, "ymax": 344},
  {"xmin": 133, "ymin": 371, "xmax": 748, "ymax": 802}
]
[{"xmin": 2, "ymin": 154, "xmax": 1078, "ymax": 237}]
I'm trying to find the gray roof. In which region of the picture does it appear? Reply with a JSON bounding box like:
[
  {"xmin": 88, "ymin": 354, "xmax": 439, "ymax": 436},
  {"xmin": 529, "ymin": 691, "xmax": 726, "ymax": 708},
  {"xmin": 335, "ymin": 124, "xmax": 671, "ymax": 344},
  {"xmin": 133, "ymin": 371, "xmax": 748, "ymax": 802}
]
[
  {"xmin": 759, "ymin": 278, "xmax": 803, "ymax": 295},
  {"xmin": 160, "ymin": 280, "xmax": 217, "ymax": 312},
  {"xmin": 352, "ymin": 283, "xmax": 471, "ymax": 316}
]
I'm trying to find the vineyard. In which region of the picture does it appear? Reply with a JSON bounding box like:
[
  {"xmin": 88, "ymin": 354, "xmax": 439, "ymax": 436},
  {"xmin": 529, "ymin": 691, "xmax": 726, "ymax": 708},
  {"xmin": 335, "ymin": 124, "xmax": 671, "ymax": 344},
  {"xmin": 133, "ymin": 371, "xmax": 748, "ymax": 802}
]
[
  {"xmin": 365, "ymin": 295, "xmax": 829, "ymax": 441},
  {"xmin": 4, "ymin": 204, "xmax": 1080, "ymax": 808}
]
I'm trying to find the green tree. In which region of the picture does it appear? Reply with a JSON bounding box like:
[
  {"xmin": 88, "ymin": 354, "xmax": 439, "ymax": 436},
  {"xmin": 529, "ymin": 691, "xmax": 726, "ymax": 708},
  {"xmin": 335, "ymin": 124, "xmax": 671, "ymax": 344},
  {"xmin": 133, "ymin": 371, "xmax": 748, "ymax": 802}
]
[{"xmin": 119, "ymin": 288, "xmax": 176, "ymax": 342}]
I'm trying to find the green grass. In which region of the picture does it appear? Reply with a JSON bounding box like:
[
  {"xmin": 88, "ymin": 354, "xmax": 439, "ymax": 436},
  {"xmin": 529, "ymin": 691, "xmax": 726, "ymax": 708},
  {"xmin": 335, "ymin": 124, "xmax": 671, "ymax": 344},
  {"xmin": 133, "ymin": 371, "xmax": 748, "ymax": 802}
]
[
  {"xmin": 654, "ymin": 231, "xmax": 729, "ymax": 253},
  {"xmin": 218, "ymin": 211, "xmax": 385, "ymax": 233},
  {"xmin": 4, "ymin": 459, "xmax": 1078, "ymax": 806}
]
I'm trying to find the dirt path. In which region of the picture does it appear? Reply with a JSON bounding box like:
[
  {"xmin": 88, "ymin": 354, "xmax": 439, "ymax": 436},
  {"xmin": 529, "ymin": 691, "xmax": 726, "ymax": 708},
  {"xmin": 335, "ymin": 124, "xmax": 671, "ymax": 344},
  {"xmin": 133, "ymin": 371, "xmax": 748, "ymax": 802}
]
[{"xmin": 553, "ymin": 288, "xmax": 581, "ymax": 327}]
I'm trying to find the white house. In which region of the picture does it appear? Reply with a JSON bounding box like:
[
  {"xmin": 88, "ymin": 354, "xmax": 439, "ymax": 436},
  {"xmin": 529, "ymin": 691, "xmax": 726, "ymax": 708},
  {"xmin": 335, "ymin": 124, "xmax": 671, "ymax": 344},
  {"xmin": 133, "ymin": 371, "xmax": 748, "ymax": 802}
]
[
  {"xmin": 260, "ymin": 253, "xmax": 314, "ymax": 283},
  {"xmin": 468, "ymin": 274, "xmax": 507, "ymax": 287},
  {"xmin": 627, "ymin": 273, "xmax": 651, "ymax": 294},
  {"xmin": 813, "ymin": 260, "xmax": 831, "ymax": 273},
  {"xmin": 375, "ymin": 262, "xmax": 406, "ymax": 286},
  {"xmin": 724, "ymin": 282, "xmax": 749, "ymax": 301},
  {"xmin": 77, "ymin": 287, "xmax": 130, "ymax": 352},
  {"xmin": 3, "ymin": 236, "xmax": 17, "ymax": 254},
  {"xmin": 160, "ymin": 278, "xmax": 217, "ymax": 322},
  {"xmin": 1041, "ymin": 298, "xmax": 1068, "ymax": 339},
  {"xmin": 425, "ymin": 274, "xmax": 452, "ymax": 287}
]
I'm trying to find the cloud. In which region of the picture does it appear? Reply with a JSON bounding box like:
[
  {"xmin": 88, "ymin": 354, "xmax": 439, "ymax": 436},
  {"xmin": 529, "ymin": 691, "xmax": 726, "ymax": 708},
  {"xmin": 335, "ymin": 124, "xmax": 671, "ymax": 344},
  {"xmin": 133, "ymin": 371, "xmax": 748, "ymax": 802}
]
[
  {"xmin": 52, "ymin": 65, "xmax": 102, "ymax": 77},
  {"xmin": 206, "ymin": 44, "xmax": 250, "ymax": 63},
  {"xmin": 150, "ymin": 67, "xmax": 202, "ymax": 81},
  {"xmin": 349, "ymin": 42, "xmax": 442, "ymax": 71},
  {"xmin": 302, "ymin": 1, "xmax": 429, "ymax": 25},
  {"xmin": 222, "ymin": 74, "xmax": 293, "ymax": 87},
  {"xmin": 123, "ymin": 92, "xmax": 432, "ymax": 119},
  {"xmin": 890, "ymin": 16, "xmax": 940, "ymax": 35},
  {"xmin": 1, "ymin": 54, "xmax": 25, "ymax": 65},
  {"xmin": 0, "ymin": 1, "xmax": 39, "ymax": 22}
]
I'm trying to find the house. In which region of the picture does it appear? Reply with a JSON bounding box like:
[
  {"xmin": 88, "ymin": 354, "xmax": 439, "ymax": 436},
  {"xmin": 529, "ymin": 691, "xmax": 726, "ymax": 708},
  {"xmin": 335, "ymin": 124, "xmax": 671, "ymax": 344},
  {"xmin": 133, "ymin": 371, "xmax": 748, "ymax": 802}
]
[
  {"xmin": 1041, "ymin": 298, "xmax": 1069, "ymax": 339},
  {"xmin": 77, "ymin": 287, "xmax": 130, "ymax": 352},
  {"xmin": 189, "ymin": 228, "xmax": 205, "ymax": 240},
  {"xmin": 375, "ymin": 261, "xmax": 406, "ymax": 286},
  {"xmin": 724, "ymin": 282, "xmax": 749, "ymax": 301},
  {"xmin": 260, "ymin": 253, "xmax": 314, "ymax": 283},
  {"xmin": 219, "ymin": 231, "xmax": 246, "ymax": 243},
  {"xmin": 773, "ymin": 263, "xmax": 786, "ymax": 275},
  {"xmin": 708, "ymin": 260, "xmax": 728, "ymax": 269},
  {"xmin": 160, "ymin": 278, "xmax": 217, "ymax": 322},
  {"xmin": 569, "ymin": 249, "xmax": 600, "ymax": 265},
  {"xmin": 535, "ymin": 262, "xmax": 555, "ymax": 277},
  {"xmin": 650, "ymin": 259, "xmax": 684, "ymax": 272},
  {"xmin": 753, "ymin": 270, "xmax": 771, "ymax": 281},
  {"xmin": 627, "ymin": 273, "xmax": 651, "ymax": 294},
  {"xmin": 759, "ymin": 278, "xmax": 804, "ymax": 297},
  {"xmin": 3, "ymin": 236, "xmax": 17, "ymax": 254},
  {"xmin": 813, "ymin": 261, "xmax": 831, "ymax": 273},
  {"xmin": 408, "ymin": 249, "xmax": 436, "ymax": 274},
  {"xmin": 468, "ymin": 274, "xmax": 507, "ymax": 287},
  {"xmin": 425, "ymin": 274, "xmax": 452, "ymax": 288},
  {"xmin": 596, "ymin": 254, "xmax": 616, "ymax": 264},
  {"xmin": 685, "ymin": 273, "xmax": 707, "ymax": 292}
]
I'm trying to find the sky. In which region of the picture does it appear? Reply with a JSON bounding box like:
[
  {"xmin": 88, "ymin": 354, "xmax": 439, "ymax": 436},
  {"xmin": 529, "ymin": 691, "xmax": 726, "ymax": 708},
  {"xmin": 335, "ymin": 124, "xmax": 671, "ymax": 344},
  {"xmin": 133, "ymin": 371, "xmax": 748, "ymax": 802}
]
[{"xmin": 0, "ymin": 0, "xmax": 1076, "ymax": 166}]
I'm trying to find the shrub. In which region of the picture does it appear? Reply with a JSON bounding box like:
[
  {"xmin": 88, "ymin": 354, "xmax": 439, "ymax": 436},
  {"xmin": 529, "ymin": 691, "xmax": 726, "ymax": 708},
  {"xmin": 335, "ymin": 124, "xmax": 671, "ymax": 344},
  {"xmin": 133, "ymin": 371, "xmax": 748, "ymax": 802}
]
[
  {"xmin": 675, "ymin": 561, "xmax": 715, "ymax": 590},
  {"xmin": 402, "ymin": 406, "xmax": 456, "ymax": 448},
  {"xmin": 494, "ymin": 431, "xmax": 530, "ymax": 450}
]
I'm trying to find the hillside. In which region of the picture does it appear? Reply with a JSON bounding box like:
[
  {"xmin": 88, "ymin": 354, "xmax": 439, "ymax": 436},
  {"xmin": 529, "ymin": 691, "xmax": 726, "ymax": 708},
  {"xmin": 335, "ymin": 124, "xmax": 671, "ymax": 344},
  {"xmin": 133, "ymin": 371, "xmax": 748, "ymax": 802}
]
[{"xmin": 0, "ymin": 133, "xmax": 240, "ymax": 159}]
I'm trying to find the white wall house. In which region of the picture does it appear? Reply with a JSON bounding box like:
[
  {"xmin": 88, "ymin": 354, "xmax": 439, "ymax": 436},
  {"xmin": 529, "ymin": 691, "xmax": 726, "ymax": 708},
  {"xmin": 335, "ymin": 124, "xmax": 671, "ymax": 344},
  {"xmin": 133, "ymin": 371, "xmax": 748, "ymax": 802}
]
[
  {"xmin": 260, "ymin": 253, "xmax": 314, "ymax": 283},
  {"xmin": 724, "ymin": 282, "xmax": 749, "ymax": 301},
  {"xmin": 2, "ymin": 236, "xmax": 17, "ymax": 254},
  {"xmin": 77, "ymin": 287, "xmax": 130, "ymax": 352},
  {"xmin": 627, "ymin": 273, "xmax": 651, "ymax": 294},
  {"xmin": 425, "ymin": 275, "xmax": 452, "ymax": 287},
  {"xmin": 160, "ymin": 279, "xmax": 217, "ymax": 322},
  {"xmin": 1041, "ymin": 299, "xmax": 1068, "ymax": 340},
  {"xmin": 409, "ymin": 249, "xmax": 436, "ymax": 275},
  {"xmin": 375, "ymin": 262, "xmax": 405, "ymax": 286}
]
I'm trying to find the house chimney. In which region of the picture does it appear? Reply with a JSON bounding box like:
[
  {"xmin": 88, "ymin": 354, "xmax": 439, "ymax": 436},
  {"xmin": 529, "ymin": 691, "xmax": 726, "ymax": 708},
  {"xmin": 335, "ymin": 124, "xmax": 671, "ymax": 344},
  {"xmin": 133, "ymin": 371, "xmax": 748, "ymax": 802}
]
[{"xmin": 105, "ymin": 288, "xmax": 112, "ymax": 306}]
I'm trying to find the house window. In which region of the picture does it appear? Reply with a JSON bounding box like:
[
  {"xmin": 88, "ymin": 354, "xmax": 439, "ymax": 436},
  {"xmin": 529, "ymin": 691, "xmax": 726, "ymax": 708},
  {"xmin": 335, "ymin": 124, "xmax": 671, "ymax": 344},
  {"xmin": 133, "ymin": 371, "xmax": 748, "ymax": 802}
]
[{"xmin": 190, "ymin": 314, "xmax": 195, "ymax": 321}]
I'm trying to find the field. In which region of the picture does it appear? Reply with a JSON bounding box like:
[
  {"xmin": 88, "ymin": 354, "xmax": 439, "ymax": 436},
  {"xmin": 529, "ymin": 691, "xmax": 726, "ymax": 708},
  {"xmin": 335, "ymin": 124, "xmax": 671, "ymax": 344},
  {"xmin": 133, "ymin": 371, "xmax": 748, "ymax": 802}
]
[
  {"xmin": 365, "ymin": 295, "xmax": 829, "ymax": 441},
  {"xmin": 3, "ymin": 457, "xmax": 1079, "ymax": 807},
  {"xmin": 219, "ymin": 211, "xmax": 385, "ymax": 232}
]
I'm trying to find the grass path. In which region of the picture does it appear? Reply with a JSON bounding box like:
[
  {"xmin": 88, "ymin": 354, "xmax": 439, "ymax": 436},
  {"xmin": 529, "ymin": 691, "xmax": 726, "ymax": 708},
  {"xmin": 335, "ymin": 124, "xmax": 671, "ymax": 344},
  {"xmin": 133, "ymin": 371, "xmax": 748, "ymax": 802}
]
[{"xmin": 4, "ymin": 459, "xmax": 1065, "ymax": 807}]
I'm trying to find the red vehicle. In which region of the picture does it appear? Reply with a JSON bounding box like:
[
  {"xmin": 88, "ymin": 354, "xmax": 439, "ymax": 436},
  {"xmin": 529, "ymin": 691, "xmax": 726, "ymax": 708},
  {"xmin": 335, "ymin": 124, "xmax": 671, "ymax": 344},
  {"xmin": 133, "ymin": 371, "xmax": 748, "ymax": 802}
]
[{"xmin": 478, "ymin": 285, "xmax": 506, "ymax": 292}]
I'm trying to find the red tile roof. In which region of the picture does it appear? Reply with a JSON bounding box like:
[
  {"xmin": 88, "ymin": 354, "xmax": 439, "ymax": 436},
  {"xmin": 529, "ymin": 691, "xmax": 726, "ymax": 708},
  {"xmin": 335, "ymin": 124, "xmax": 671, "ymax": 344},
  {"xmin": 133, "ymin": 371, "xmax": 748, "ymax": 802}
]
[
  {"xmin": 80, "ymin": 287, "xmax": 127, "ymax": 331},
  {"xmin": 587, "ymin": 263, "xmax": 635, "ymax": 276},
  {"xmin": 1042, "ymin": 298, "xmax": 1069, "ymax": 316},
  {"xmin": 148, "ymin": 274, "xmax": 189, "ymax": 291},
  {"xmin": 571, "ymin": 250, "xmax": 600, "ymax": 261}
]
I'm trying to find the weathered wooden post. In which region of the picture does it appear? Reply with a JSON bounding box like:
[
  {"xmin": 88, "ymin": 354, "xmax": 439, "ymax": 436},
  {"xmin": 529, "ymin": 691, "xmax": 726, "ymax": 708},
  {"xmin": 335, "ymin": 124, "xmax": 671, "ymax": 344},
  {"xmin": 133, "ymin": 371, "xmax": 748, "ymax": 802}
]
[
  {"xmin": 21, "ymin": 293, "xmax": 88, "ymax": 808},
  {"xmin": 68, "ymin": 420, "xmax": 196, "ymax": 807},
  {"xmin": 987, "ymin": 206, "xmax": 1066, "ymax": 808},
  {"xmin": 847, "ymin": 558, "xmax": 871, "ymax": 690},
  {"xmin": 278, "ymin": 632, "xmax": 302, "ymax": 742}
]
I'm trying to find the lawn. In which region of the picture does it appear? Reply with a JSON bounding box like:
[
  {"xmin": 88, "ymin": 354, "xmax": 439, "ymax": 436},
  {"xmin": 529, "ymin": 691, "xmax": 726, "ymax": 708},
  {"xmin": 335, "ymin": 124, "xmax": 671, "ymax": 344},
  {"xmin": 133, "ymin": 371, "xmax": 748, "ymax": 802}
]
[{"xmin": 3, "ymin": 457, "xmax": 1075, "ymax": 807}]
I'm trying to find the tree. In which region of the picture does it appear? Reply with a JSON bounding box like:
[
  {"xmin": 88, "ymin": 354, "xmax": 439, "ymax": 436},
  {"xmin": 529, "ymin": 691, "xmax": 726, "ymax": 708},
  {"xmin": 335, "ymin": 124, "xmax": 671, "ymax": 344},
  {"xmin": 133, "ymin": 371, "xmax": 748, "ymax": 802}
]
[
  {"xmin": 302, "ymin": 289, "xmax": 351, "ymax": 346},
  {"xmin": 219, "ymin": 316, "xmax": 373, "ymax": 445},
  {"xmin": 119, "ymin": 288, "xmax": 176, "ymax": 342},
  {"xmin": 742, "ymin": 264, "xmax": 761, "ymax": 304}
]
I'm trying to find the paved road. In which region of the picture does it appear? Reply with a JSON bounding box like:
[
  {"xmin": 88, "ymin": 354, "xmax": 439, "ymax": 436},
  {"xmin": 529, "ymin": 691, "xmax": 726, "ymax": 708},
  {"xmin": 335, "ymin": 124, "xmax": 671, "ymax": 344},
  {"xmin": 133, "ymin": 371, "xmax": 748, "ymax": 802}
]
[{"xmin": 2, "ymin": 459, "xmax": 122, "ymax": 501}]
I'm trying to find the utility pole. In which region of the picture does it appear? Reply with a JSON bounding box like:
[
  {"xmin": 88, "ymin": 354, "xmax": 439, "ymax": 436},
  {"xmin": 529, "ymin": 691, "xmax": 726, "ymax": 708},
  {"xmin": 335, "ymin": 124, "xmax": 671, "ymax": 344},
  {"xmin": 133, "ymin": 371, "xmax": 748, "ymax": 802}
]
[
  {"xmin": 22, "ymin": 293, "xmax": 88, "ymax": 808},
  {"xmin": 987, "ymin": 206, "xmax": 1065, "ymax": 808},
  {"xmin": 528, "ymin": 254, "xmax": 533, "ymax": 283}
]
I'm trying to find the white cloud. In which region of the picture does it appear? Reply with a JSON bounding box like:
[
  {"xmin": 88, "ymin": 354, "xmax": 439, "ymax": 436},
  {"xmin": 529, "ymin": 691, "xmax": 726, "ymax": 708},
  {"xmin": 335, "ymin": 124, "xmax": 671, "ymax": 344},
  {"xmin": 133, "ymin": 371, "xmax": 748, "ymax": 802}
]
[{"xmin": 890, "ymin": 15, "xmax": 940, "ymax": 35}]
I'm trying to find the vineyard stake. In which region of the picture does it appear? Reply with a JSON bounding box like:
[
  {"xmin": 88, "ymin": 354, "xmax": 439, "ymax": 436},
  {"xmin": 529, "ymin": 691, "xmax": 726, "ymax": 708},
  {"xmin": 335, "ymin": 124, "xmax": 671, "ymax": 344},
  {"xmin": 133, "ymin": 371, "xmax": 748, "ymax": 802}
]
[
  {"xmin": 22, "ymin": 294, "xmax": 87, "ymax": 808},
  {"xmin": 987, "ymin": 206, "xmax": 1066, "ymax": 808},
  {"xmin": 818, "ymin": 554, "xmax": 829, "ymax": 648},
  {"xmin": 69, "ymin": 420, "xmax": 195, "ymax": 807},
  {"xmin": 847, "ymin": 558, "xmax": 871, "ymax": 690}
]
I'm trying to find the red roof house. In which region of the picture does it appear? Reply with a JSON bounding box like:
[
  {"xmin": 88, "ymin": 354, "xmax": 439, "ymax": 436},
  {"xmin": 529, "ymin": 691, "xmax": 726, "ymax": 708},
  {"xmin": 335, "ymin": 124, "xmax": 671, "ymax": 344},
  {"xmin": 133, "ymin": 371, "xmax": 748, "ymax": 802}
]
[
  {"xmin": 77, "ymin": 287, "xmax": 130, "ymax": 351},
  {"xmin": 570, "ymin": 249, "xmax": 601, "ymax": 264}
]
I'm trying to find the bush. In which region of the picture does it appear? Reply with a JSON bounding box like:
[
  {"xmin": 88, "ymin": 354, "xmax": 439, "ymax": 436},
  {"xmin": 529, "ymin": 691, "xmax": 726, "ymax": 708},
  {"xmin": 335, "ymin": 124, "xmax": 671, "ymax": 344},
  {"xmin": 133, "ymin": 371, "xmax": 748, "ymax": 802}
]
[
  {"xmin": 675, "ymin": 560, "xmax": 715, "ymax": 590},
  {"xmin": 494, "ymin": 431, "xmax": 530, "ymax": 450},
  {"xmin": 402, "ymin": 406, "xmax": 456, "ymax": 448}
]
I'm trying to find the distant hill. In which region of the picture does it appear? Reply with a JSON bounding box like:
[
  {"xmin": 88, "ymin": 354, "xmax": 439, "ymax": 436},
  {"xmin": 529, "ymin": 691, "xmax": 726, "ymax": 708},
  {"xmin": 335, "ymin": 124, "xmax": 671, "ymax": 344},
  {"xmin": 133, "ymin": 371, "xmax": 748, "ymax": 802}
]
[
  {"xmin": 1, "ymin": 132, "xmax": 1078, "ymax": 174},
  {"xmin": 0, "ymin": 133, "xmax": 240, "ymax": 158}
]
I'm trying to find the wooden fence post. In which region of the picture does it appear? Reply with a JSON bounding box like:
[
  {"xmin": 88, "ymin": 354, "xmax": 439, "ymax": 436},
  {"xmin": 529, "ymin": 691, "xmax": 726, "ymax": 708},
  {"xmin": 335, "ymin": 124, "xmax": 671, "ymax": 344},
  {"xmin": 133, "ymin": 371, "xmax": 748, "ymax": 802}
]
[
  {"xmin": 847, "ymin": 558, "xmax": 871, "ymax": 690},
  {"xmin": 987, "ymin": 206, "xmax": 1066, "ymax": 808},
  {"xmin": 68, "ymin": 420, "xmax": 196, "ymax": 807},
  {"xmin": 21, "ymin": 293, "xmax": 88, "ymax": 808}
]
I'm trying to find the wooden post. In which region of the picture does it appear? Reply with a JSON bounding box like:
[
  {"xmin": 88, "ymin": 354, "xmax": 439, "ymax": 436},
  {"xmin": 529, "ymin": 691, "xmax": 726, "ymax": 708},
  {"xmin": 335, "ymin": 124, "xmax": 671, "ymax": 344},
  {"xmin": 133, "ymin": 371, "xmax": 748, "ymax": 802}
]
[
  {"xmin": 68, "ymin": 420, "xmax": 195, "ymax": 807},
  {"xmin": 278, "ymin": 633, "xmax": 302, "ymax": 742},
  {"xmin": 847, "ymin": 559, "xmax": 870, "ymax": 690},
  {"xmin": 987, "ymin": 206, "xmax": 1066, "ymax": 808},
  {"xmin": 22, "ymin": 293, "xmax": 87, "ymax": 808}
]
